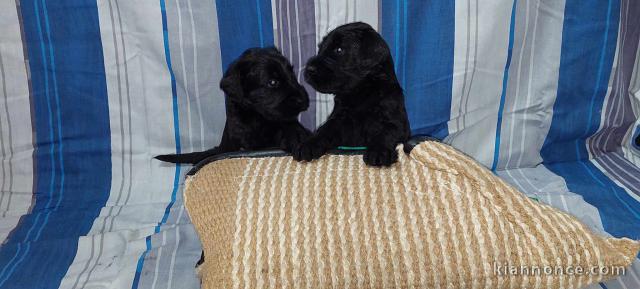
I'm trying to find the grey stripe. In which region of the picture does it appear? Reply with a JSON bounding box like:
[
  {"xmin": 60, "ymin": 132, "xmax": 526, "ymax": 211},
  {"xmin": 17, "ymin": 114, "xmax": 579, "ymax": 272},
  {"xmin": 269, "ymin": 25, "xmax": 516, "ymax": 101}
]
[
  {"xmin": 185, "ymin": 0, "xmax": 204, "ymax": 150},
  {"xmin": 297, "ymin": 0, "xmax": 316, "ymax": 129},
  {"xmin": 325, "ymin": 0, "xmax": 330, "ymax": 120},
  {"xmin": 175, "ymin": 0, "xmax": 194, "ymax": 151},
  {"xmin": 596, "ymin": 152, "xmax": 640, "ymax": 199},
  {"xmin": 588, "ymin": 0, "xmax": 639, "ymax": 157},
  {"xmin": 277, "ymin": 0, "xmax": 286, "ymax": 55},
  {"xmin": 277, "ymin": 0, "xmax": 316, "ymax": 129},
  {"xmin": 286, "ymin": 0, "xmax": 294, "ymax": 66},
  {"xmin": 503, "ymin": 0, "xmax": 535, "ymax": 169},
  {"xmin": 345, "ymin": 0, "xmax": 348, "ymax": 23},
  {"xmin": 0, "ymin": 49, "xmax": 13, "ymax": 213},
  {"xmin": 513, "ymin": 0, "xmax": 541, "ymax": 168},
  {"xmin": 457, "ymin": 0, "xmax": 471, "ymax": 132},
  {"xmin": 459, "ymin": 0, "xmax": 479, "ymax": 130}
]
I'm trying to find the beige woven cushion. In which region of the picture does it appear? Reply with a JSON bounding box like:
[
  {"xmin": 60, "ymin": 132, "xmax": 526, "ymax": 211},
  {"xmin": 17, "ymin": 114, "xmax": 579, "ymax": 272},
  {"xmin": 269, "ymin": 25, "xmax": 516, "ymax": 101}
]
[{"xmin": 184, "ymin": 140, "xmax": 639, "ymax": 289}]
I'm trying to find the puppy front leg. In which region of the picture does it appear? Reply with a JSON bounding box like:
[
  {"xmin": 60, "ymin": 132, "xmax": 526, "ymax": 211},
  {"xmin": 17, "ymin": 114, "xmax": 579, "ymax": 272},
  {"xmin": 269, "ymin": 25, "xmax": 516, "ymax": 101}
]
[
  {"xmin": 292, "ymin": 119, "xmax": 340, "ymax": 162},
  {"xmin": 364, "ymin": 129, "xmax": 402, "ymax": 167}
]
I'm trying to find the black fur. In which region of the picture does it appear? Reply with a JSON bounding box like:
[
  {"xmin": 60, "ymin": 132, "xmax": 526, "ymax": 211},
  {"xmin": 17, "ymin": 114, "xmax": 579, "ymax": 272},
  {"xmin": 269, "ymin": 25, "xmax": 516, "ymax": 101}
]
[
  {"xmin": 155, "ymin": 47, "xmax": 311, "ymax": 164},
  {"xmin": 293, "ymin": 22, "xmax": 410, "ymax": 166}
]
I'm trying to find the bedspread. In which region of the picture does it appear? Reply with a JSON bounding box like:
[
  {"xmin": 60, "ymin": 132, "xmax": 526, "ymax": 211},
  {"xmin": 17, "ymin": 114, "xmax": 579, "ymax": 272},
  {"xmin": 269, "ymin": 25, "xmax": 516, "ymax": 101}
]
[{"xmin": 0, "ymin": 0, "xmax": 638, "ymax": 288}]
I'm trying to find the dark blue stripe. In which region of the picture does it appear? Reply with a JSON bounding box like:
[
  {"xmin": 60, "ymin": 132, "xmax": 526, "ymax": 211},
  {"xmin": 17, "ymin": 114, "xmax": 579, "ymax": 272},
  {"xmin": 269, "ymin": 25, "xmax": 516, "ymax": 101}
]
[
  {"xmin": 545, "ymin": 161, "xmax": 640, "ymax": 239},
  {"xmin": 381, "ymin": 0, "xmax": 455, "ymax": 140},
  {"xmin": 541, "ymin": 0, "xmax": 619, "ymax": 163},
  {"xmin": 0, "ymin": 0, "xmax": 111, "ymax": 288},
  {"xmin": 131, "ymin": 0, "xmax": 182, "ymax": 288},
  {"xmin": 215, "ymin": 0, "xmax": 274, "ymax": 70},
  {"xmin": 491, "ymin": 0, "xmax": 518, "ymax": 171}
]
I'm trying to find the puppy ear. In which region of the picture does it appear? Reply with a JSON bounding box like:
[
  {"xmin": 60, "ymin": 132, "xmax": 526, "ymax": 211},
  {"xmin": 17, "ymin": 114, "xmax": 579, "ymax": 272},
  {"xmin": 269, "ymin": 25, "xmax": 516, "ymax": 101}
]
[
  {"xmin": 263, "ymin": 46, "xmax": 282, "ymax": 56},
  {"xmin": 360, "ymin": 28, "xmax": 391, "ymax": 70},
  {"xmin": 220, "ymin": 60, "xmax": 245, "ymax": 99}
]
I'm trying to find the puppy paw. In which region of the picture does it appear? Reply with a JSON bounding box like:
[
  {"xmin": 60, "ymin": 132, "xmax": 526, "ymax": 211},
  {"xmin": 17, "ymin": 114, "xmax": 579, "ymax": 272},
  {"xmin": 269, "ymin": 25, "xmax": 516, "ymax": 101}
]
[
  {"xmin": 363, "ymin": 146, "xmax": 398, "ymax": 167},
  {"xmin": 292, "ymin": 139, "xmax": 327, "ymax": 162}
]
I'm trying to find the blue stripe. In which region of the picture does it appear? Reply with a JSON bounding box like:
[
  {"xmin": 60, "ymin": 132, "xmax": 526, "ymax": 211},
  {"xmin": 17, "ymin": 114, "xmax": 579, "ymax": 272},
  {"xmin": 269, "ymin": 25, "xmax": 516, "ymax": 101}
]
[
  {"xmin": 541, "ymin": 0, "xmax": 640, "ymax": 240},
  {"xmin": 215, "ymin": 0, "xmax": 274, "ymax": 70},
  {"xmin": 381, "ymin": 0, "xmax": 455, "ymax": 140},
  {"xmin": 131, "ymin": 0, "xmax": 182, "ymax": 288},
  {"xmin": 540, "ymin": 0, "xmax": 619, "ymax": 163},
  {"xmin": 491, "ymin": 0, "xmax": 518, "ymax": 171},
  {"xmin": 545, "ymin": 161, "xmax": 640, "ymax": 239},
  {"xmin": 0, "ymin": 0, "xmax": 111, "ymax": 288},
  {"xmin": 34, "ymin": 0, "xmax": 66, "ymax": 241},
  {"xmin": 255, "ymin": 0, "xmax": 264, "ymax": 46}
]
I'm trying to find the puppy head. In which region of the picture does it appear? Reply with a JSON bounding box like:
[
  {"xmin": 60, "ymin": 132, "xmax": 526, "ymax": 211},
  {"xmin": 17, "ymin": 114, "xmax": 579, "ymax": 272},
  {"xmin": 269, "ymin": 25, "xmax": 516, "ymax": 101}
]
[
  {"xmin": 304, "ymin": 22, "xmax": 392, "ymax": 94},
  {"xmin": 221, "ymin": 47, "xmax": 309, "ymax": 121}
]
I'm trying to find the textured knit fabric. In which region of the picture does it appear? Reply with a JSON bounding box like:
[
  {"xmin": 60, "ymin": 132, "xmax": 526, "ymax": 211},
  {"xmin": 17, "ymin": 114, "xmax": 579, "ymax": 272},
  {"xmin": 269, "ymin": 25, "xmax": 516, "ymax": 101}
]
[{"xmin": 184, "ymin": 141, "xmax": 640, "ymax": 289}]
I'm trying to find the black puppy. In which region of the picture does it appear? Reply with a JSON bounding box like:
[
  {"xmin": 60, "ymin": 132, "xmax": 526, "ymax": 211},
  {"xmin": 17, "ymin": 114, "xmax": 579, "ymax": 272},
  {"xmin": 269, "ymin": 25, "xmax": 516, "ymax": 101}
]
[
  {"xmin": 156, "ymin": 47, "xmax": 311, "ymax": 164},
  {"xmin": 293, "ymin": 22, "xmax": 410, "ymax": 166}
]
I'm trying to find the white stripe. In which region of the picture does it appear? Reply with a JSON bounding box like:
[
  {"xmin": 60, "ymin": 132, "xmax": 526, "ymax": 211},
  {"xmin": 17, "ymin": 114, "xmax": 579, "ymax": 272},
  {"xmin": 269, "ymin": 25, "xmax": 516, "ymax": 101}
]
[
  {"xmin": 398, "ymin": 153, "xmax": 428, "ymax": 286},
  {"xmin": 389, "ymin": 159, "xmax": 415, "ymax": 287},
  {"xmin": 335, "ymin": 156, "xmax": 352, "ymax": 287},
  {"xmin": 185, "ymin": 0, "xmax": 205, "ymax": 150},
  {"xmin": 346, "ymin": 156, "xmax": 364, "ymax": 287},
  {"xmin": 174, "ymin": 0, "xmax": 194, "ymax": 150},
  {"xmin": 268, "ymin": 159, "xmax": 290, "ymax": 289},
  {"xmin": 166, "ymin": 203, "xmax": 185, "ymax": 289},
  {"xmin": 257, "ymin": 158, "xmax": 283, "ymax": 289},
  {"xmin": 277, "ymin": 158, "xmax": 294, "ymax": 289},
  {"xmin": 302, "ymin": 158, "xmax": 316, "ymax": 288},
  {"xmin": 244, "ymin": 158, "xmax": 272, "ymax": 289},
  {"xmin": 380, "ymin": 165, "xmax": 403, "ymax": 288},
  {"xmin": 367, "ymin": 161, "xmax": 389, "ymax": 288},
  {"xmin": 408, "ymin": 159, "xmax": 439, "ymax": 288},
  {"xmin": 324, "ymin": 156, "xmax": 339, "ymax": 287},
  {"xmin": 150, "ymin": 230, "xmax": 166, "ymax": 289},
  {"xmin": 504, "ymin": 0, "xmax": 531, "ymax": 169},
  {"xmin": 313, "ymin": 158, "xmax": 327, "ymax": 287},
  {"xmin": 289, "ymin": 159, "xmax": 304, "ymax": 287},
  {"xmin": 232, "ymin": 159, "xmax": 257, "ymax": 289},
  {"xmin": 357, "ymin": 156, "xmax": 377, "ymax": 286}
]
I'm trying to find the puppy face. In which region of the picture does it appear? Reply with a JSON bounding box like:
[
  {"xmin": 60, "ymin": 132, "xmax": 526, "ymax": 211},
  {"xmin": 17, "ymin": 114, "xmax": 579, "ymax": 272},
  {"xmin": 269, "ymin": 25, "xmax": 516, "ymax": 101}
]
[
  {"xmin": 304, "ymin": 22, "xmax": 391, "ymax": 94},
  {"xmin": 221, "ymin": 47, "xmax": 309, "ymax": 121}
]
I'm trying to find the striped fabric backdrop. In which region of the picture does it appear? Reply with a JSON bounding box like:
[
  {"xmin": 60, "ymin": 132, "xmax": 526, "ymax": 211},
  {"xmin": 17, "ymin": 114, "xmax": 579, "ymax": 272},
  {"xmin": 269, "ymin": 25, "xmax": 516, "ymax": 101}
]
[{"xmin": 0, "ymin": 0, "xmax": 638, "ymax": 288}]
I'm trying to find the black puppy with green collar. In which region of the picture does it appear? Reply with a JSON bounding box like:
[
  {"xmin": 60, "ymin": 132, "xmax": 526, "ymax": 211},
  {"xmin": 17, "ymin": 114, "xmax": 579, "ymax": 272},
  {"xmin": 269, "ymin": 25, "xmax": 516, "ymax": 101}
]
[{"xmin": 293, "ymin": 22, "xmax": 410, "ymax": 166}]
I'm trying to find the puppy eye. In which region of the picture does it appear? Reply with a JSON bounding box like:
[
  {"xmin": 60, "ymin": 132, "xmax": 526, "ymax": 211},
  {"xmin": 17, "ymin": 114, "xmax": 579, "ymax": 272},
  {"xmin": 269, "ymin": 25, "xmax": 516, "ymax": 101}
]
[
  {"xmin": 267, "ymin": 79, "xmax": 280, "ymax": 88},
  {"xmin": 334, "ymin": 47, "xmax": 344, "ymax": 55}
]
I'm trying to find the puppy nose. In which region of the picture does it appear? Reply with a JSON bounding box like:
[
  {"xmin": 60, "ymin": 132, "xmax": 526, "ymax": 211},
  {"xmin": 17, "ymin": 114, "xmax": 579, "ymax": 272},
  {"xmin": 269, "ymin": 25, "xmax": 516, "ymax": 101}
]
[{"xmin": 295, "ymin": 97, "xmax": 309, "ymax": 109}]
